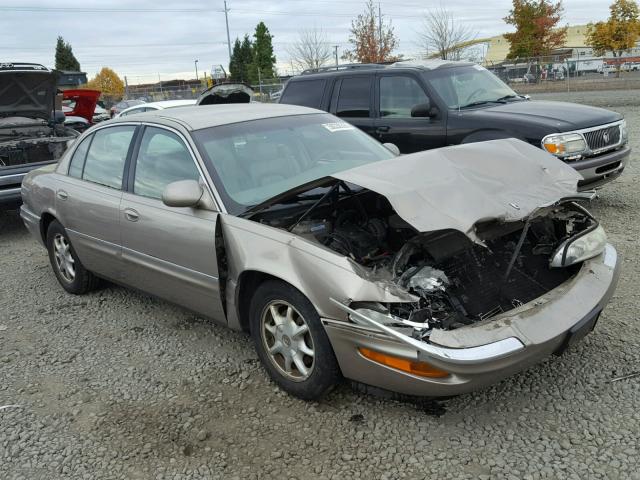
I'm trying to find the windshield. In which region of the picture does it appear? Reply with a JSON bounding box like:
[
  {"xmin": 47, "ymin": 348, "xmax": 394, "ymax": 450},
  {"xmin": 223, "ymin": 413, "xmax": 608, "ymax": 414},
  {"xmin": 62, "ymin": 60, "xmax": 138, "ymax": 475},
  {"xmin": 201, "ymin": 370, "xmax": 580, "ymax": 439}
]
[
  {"xmin": 426, "ymin": 65, "xmax": 518, "ymax": 109},
  {"xmin": 192, "ymin": 113, "xmax": 395, "ymax": 215}
]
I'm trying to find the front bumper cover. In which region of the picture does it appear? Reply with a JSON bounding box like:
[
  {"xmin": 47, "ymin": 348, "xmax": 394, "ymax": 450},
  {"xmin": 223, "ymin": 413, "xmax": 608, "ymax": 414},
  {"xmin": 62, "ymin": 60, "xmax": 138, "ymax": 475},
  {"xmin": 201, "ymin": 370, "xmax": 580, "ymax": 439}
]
[{"xmin": 324, "ymin": 244, "xmax": 620, "ymax": 396}]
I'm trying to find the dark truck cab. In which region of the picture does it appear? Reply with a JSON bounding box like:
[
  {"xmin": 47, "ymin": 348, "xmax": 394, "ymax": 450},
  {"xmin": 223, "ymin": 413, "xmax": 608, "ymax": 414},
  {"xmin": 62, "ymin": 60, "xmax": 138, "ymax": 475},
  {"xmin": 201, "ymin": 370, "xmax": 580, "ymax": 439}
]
[
  {"xmin": 0, "ymin": 63, "xmax": 78, "ymax": 209},
  {"xmin": 279, "ymin": 60, "xmax": 630, "ymax": 190}
]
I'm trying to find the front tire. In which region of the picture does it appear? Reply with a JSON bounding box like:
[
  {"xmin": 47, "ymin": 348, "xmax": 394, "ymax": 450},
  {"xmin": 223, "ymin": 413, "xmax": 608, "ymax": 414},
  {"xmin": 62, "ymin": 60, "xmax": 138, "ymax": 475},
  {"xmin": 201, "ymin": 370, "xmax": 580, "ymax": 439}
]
[
  {"xmin": 46, "ymin": 220, "xmax": 99, "ymax": 294},
  {"xmin": 249, "ymin": 280, "xmax": 341, "ymax": 400}
]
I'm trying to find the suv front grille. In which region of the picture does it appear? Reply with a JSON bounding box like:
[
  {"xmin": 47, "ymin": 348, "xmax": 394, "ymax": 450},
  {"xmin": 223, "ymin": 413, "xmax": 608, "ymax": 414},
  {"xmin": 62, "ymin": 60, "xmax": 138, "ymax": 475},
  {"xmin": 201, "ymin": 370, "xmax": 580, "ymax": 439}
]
[{"xmin": 583, "ymin": 125, "xmax": 620, "ymax": 152}]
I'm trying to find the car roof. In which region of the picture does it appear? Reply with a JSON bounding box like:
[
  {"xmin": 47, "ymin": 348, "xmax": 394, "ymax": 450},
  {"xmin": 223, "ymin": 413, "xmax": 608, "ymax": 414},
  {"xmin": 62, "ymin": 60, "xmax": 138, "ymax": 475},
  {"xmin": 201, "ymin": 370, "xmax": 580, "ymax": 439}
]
[
  {"xmin": 296, "ymin": 59, "xmax": 474, "ymax": 79},
  {"xmin": 109, "ymin": 103, "xmax": 322, "ymax": 130},
  {"xmin": 141, "ymin": 99, "xmax": 196, "ymax": 109}
]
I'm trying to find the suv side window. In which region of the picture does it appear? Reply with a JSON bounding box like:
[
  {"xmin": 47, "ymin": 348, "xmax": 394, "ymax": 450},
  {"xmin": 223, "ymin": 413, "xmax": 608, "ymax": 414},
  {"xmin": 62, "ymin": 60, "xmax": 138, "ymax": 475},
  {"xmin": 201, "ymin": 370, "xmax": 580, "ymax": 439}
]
[
  {"xmin": 68, "ymin": 134, "xmax": 93, "ymax": 178},
  {"xmin": 281, "ymin": 80, "xmax": 326, "ymax": 108},
  {"xmin": 82, "ymin": 125, "xmax": 136, "ymax": 189},
  {"xmin": 336, "ymin": 76, "xmax": 372, "ymax": 118},
  {"xmin": 133, "ymin": 127, "xmax": 200, "ymax": 200},
  {"xmin": 379, "ymin": 76, "xmax": 429, "ymax": 118}
]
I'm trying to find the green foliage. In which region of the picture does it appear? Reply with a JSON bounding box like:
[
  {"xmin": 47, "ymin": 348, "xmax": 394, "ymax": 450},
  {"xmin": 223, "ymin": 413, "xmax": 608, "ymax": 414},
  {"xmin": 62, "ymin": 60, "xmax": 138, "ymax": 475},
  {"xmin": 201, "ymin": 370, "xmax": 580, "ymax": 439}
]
[
  {"xmin": 503, "ymin": 0, "xmax": 568, "ymax": 59},
  {"xmin": 229, "ymin": 38, "xmax": 243, "ymax": 81},
  {"xmin": 250, "ymin": 22, "xmax": 277, "ymax": 82},
  {"xmin": 54, "ymin": 36, "xmax": 81, "ymax": 71},
  {"xmin": 229, "ymin": 34, "xmax": 256, "ymax": 83}
]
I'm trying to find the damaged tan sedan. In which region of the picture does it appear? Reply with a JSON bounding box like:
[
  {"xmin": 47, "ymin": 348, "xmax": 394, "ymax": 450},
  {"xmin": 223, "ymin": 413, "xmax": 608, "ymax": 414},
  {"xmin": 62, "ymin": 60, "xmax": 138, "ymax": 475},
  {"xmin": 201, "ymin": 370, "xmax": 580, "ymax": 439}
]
[{"xmin": 20, "ymin": 104, "xmax": 620, "ymax": 400}]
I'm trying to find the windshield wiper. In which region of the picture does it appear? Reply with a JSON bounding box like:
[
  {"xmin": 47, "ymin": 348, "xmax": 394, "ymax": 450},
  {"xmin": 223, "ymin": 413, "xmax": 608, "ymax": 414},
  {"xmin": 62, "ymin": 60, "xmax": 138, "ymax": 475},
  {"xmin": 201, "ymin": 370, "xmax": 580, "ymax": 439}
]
[
  {"xmin": 495, "ymin": 94, "xmax": 522, "ymax": 102},
  {"xmin": 458, "ymin": 100, "xmax": 499, "ymax": 109}
]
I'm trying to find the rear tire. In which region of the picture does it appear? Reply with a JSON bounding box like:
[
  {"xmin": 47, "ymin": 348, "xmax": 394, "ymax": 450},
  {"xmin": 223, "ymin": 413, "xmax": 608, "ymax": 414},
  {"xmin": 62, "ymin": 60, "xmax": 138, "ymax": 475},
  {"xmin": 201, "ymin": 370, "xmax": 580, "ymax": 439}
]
[
  {"xmin": 46, "ymin": 220, "xmax": 99, "ymax": 294},
  {"xmin": 249, "ymin": 280, "xmax": 341, "ymax": 400}
]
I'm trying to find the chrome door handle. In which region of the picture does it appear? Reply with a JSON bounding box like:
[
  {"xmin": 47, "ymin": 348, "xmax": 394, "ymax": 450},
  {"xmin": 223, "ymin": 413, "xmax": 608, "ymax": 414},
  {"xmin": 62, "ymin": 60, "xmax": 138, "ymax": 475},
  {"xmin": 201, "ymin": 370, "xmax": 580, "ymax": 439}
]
[
  {"xmin": 376, "ymin": 126, "xmax": 390, "ymax": 133},
  {"xmin": 124, "ymin": 208, "xmax": 139, "ymax": 222},
  {"xmin": 56, "ymin": 190, "xmax": 68, "ymax": 200}
]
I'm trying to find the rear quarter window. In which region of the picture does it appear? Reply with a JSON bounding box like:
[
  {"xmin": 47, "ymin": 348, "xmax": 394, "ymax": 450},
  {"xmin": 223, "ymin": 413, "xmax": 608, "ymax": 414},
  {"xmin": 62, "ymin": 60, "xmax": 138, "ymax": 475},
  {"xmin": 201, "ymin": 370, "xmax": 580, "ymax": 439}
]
[{"xmin": 280, "ymin": 79, "xmax": 326, "ymax": 109}]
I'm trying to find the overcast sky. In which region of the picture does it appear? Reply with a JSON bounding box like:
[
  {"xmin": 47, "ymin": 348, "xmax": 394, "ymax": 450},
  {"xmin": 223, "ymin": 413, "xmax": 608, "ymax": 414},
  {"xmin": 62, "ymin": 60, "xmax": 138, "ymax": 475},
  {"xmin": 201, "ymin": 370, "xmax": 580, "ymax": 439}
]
[{"xmin": 0, "ymin": 1, "xmax": 612, "ymax": 84}]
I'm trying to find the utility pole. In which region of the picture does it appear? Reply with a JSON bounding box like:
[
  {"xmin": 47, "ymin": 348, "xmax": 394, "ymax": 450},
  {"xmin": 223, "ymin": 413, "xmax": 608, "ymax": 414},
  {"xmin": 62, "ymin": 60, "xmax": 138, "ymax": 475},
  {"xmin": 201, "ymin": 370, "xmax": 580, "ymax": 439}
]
[
  {"xmin": 195, "ymin": 59, "xmax": 199, "ymax": 81},
  {"xmin": 333, "ymin": 45, "xmax": 339, "ymax": 69},
  {"xmin": 378, "ymin": 2, "xmax": 383, "ymax": 61},
  {"xmin": 124, "ymin": 75, "xmax": 129, "ymax": 99},
  {"xmin": 224, "ymin": 1, "xmax": 232, "ymax": 64}
]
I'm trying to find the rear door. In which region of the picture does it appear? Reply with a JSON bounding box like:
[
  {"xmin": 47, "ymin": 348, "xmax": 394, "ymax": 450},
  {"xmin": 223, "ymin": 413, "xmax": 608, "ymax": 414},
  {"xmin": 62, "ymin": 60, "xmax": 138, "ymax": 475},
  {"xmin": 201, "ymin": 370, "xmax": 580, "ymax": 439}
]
[
  {"xmin": 329, "ymin": 75, "xmax": 376, "ymax": 138},
  {"xmin": 55, "ymin": 124, "xmax": 137, "ymax": 280},
  {"xmin": 374, "ymin": 73, "xmax": 447, "ymax": 152},
  {"xmin": 119, "ymin": 124, "xmax": 225, "ymax": 321}
]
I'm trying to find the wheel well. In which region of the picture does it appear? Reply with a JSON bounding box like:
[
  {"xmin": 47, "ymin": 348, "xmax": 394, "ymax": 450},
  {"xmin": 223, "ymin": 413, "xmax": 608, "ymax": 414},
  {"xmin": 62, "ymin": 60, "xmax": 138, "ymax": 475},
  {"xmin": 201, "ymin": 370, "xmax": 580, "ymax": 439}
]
[
  {"xmin": 236, "ymin": 270, "xmax": 281, "ymax": 332},
  {"xmin": 40, "ymin": 213, "xmax": 57, "ymax": 243}
]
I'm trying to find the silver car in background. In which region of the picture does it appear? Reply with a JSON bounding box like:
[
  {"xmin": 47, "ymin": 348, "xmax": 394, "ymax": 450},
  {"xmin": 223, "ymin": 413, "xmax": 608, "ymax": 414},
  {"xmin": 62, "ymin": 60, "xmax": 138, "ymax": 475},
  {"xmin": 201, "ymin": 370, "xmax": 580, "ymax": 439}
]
[{"xmin": 20, "ymin": 104, "xmax": 619, "ymax": 399}]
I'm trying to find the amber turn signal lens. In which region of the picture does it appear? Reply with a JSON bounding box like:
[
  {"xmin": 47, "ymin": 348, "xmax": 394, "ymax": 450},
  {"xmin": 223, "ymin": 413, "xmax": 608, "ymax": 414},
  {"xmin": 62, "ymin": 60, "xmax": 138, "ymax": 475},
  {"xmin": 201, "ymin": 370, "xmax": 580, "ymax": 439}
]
[
  {"xmin": 358, "ymin": 347, "xmax": 449, "ymax": 378},
  {"xmin": 543, "ymin": 142, "xmax": 563, "ymax": 154}
]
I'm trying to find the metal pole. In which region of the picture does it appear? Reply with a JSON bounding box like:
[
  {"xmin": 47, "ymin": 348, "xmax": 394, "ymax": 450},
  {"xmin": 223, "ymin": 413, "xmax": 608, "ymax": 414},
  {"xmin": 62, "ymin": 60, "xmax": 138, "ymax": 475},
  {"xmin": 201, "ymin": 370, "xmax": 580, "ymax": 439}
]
[
  {"xmin": 224, "ymin": 1, "xmax": 232, "ymax": 64},
  {"xmin": 378, "ymin": 2, "xmax": 383, "ymax": 61},
  {"xmin": 333, "ymin": 45, "xmax": 339, "ymax": 69},
  {"xmin": 195, "ymin": 60, "xmax": 199, "ymax": 80},
  {"xmin": 124, "ymin": 75, "xmax": 129, "ymax": 99}
]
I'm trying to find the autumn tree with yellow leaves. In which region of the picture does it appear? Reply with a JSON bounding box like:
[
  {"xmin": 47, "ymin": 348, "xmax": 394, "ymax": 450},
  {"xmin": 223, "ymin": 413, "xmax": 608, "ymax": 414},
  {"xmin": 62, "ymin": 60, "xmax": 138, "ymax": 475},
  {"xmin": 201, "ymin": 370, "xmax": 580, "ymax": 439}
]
[
  {"xmin": 85, "ymin": 67, "xmax": 125, "ymax": 100},
  {"xmin": 587, "ymin": 0, "xmax": 640, "ymax": 77}
]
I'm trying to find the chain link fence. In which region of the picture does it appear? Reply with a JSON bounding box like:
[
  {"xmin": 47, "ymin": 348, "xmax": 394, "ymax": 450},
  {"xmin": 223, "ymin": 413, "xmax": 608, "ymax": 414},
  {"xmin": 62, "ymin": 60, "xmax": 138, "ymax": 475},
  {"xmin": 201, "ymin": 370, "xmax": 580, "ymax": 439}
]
[{"xmin": 123, "ymin": 78, "xmax": 285, "ymax": 103}]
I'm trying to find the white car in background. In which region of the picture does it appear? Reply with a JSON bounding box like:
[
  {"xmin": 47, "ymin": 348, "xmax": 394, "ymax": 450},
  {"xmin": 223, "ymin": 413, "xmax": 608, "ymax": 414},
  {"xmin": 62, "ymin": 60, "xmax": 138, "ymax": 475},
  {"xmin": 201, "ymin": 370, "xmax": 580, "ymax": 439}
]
[{"xmin": 116, "ymin": 99, "xmax": 196, "ymax": 117}]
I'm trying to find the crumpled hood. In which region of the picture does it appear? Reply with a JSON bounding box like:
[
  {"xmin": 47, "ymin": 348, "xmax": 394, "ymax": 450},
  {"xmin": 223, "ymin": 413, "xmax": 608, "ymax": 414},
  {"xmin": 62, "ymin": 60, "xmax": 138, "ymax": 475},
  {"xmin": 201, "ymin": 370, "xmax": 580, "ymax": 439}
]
[
  {"xmin": 196, "ymin": 83, "xmax": 254, "ymax": 105},
  {"xmin": 333, "ymin": 138, "xmax": 581, "ymax": 241}
]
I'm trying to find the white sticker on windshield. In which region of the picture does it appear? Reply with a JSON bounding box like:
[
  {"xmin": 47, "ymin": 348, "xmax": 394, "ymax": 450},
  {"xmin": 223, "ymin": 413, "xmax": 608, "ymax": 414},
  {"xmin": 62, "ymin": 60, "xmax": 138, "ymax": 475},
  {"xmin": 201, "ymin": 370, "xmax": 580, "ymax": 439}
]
[{"xmin": 322, "ymin": 122, "xmax": 355, "ymax": 132}]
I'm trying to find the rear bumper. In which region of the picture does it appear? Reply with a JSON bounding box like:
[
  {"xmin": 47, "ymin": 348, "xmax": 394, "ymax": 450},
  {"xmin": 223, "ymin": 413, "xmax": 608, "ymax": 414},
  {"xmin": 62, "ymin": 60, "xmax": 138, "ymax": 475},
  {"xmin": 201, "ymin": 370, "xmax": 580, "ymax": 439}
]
[
  {"xmin": 570, "ymin": 146, "xmax": 630, "ymax": 190},
  {"xmin": 324, "ymin": 244, "xmax": 620, "ymax": 396},
  {"xmin": 0, "ymin": 161, "xmax": 56, "ymax": 208}
]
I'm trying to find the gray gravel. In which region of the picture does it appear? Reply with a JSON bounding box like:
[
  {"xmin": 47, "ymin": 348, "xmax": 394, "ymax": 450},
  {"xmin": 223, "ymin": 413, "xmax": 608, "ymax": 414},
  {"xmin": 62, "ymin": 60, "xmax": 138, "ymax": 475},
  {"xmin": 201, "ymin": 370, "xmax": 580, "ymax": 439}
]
[{"xmin": 1, "ymin": 90, "xmax": 640, "ymax": 479}]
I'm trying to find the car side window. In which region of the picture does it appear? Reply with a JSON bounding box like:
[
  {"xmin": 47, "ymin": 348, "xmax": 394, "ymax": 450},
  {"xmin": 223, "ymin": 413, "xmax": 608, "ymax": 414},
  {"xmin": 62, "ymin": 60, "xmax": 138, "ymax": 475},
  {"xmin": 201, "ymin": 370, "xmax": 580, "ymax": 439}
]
[
  {"xmin": 82, "ymin": 126, "xmax": 136, "ymax": 189},
  {"xmin": 133, "ymin": 127, "xmax": 201, "ymax": 200},
  {"xmin": 122, "ymin": 107, "xmax": 145, "ymax": 116},
  {"xmin": 68, "ymin": 134, "xmax": 93, "ymax": 178},
  {"xmin": 336, "ymin": 77, "xmax": 372, "ymax": 118},
  {"xmin": 281, "ymin": 80, "xmax": 326, "ymax": 109},
  {"xmin": 379, "ymin": 76, "xmax": 429, "ymax": 118}
]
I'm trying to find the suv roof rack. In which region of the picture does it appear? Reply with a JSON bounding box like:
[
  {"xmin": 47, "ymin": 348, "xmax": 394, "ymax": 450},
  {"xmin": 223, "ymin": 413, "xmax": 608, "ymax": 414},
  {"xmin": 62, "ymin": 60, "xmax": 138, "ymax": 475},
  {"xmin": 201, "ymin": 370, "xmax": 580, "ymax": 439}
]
[
  {"xmin": 300, "ymin": 63, "xmax": 389, "ymax": 75},
  {"xmin": 0, "ymin": 62, "xmax": 50, "ymax": 72}
]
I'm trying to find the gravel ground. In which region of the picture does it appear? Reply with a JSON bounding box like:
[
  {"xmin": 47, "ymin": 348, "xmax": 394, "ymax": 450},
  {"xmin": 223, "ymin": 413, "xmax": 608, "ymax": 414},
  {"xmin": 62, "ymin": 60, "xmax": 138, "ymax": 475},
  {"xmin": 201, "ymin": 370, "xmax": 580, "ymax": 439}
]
[{"xmin": 1, "ymin": 91, "xmax": 640, "ymax": 480}]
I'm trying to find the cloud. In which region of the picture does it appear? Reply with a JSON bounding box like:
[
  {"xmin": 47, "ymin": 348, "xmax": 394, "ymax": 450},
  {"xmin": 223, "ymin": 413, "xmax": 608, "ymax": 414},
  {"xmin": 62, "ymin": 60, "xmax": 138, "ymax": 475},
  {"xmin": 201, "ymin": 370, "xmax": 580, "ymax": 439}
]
[{"xmin": 0, "ymin": 0, "xmax": 611, "ymax": 83}]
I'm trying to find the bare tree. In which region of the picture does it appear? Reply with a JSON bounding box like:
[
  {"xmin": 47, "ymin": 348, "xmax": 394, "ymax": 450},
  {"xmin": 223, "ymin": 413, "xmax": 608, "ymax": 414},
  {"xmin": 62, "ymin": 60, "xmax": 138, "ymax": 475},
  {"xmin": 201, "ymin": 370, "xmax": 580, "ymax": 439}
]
[
  {"xmin": 418, "ymin": 8, "xmax": 478, "ymax": 60},
  {"xmin": 287, "ymin": 28, "xmax": 333, "ymax": 71}
]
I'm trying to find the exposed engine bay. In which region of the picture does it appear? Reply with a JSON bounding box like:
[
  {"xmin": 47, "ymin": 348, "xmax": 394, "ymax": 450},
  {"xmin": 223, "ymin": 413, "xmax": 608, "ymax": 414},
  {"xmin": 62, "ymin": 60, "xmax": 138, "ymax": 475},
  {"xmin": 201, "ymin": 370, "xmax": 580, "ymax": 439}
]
[
  {"xmin": 249, "ymin": 180, "xmax": 597, "ymax": 335},
  {"xmin": 0, "ymin": 117, "xmax": 76, "ymax": 168}
]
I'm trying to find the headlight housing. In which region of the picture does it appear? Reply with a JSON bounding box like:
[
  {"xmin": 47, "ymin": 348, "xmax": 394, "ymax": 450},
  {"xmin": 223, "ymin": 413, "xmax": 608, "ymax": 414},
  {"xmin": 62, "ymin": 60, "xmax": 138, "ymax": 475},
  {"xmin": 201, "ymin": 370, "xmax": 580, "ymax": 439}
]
[
  {"xmin": 620, "ymin": 119, "xmax": 628, "ymax": 144},
  {"xmin": 550, "ymin": 224, "xmax": 607, "ymax": 267},
  {"xmin": 542, "ymin": 133, "xmax": 587, "ymax": 156}
]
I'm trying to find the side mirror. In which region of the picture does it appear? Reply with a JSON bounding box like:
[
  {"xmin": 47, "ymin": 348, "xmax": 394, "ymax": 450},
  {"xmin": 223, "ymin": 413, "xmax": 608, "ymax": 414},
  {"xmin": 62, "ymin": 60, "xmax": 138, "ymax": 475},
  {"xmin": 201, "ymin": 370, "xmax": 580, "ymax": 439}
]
[
  {"xmin": 411, "ymin": 101, "xmax": 437, "ymax": 118},
  {"xmin": 162, "ymin": 180, "xmax": 203, "ymax": 208},
  {"xmin": 383, "ymin": 142, "xmax": 400, "ymax": 156}
]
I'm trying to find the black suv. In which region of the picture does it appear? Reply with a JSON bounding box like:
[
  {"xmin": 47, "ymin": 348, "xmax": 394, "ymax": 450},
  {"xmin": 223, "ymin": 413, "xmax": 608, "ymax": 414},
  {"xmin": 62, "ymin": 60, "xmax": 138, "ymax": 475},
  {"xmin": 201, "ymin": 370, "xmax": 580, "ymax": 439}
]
[{"xmin": 279, "ymin": 60, "xmax": 630, "ymax": 189}]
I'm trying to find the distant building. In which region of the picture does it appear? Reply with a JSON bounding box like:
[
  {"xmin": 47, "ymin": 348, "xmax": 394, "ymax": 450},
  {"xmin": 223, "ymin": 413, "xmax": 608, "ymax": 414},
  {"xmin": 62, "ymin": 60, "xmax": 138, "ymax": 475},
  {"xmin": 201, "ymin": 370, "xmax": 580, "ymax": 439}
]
[
  {"xmin": 484, "ymin": 25, "xmax": 640, "ymax": 63},
  {"xmin": 56, "ymin": 70, "xmax": 88, "ymax": 89}
]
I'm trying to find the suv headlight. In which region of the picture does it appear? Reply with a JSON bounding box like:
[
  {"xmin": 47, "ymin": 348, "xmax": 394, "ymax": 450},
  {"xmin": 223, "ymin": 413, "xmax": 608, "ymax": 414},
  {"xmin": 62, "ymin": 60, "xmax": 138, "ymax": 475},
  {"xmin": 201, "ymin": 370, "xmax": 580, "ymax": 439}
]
[
  {"xmin": 542, "ymin": 133, "xmax": 587, "ymax": 156},
  {"xmin": 550, "ymin": 225, "xmax": 607, "ymax": 267},
  {"xmin": 621, "ymin": 119, "xmax": 628, "ymax": 144}
]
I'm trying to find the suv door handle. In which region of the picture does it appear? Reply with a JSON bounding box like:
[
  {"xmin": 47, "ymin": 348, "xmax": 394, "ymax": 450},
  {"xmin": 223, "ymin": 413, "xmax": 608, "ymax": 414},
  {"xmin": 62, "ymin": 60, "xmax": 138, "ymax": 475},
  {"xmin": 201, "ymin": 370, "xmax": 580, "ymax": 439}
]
[
  {"xmin": 124, "ymin": 208, "xmax": 139, "ymax": 222},
  {"xmin": 56, "ymin": 190, "xmax": 68, "ymax": 200},
  {"xmin": 376, "ymin": 126, "xmax": 390, "ymax": 133}
]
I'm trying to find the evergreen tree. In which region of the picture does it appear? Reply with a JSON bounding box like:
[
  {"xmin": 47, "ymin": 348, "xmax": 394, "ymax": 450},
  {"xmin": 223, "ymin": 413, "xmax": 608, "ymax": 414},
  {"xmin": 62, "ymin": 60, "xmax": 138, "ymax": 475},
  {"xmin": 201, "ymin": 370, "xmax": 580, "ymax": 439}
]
[
  {"xmin": 229, "ymin": 38, "xmax": 243, "ymax": 81},
  {"xmin": 250, "ymin": 22, "xmax": 276, "ymax": 83},
  {"xmin": 55, "ymin": 36, "xmax": 81, "ymax": 71},
  {"xmin": 239, "ymin": 35, "xmax": 254, "ymax": 83}
]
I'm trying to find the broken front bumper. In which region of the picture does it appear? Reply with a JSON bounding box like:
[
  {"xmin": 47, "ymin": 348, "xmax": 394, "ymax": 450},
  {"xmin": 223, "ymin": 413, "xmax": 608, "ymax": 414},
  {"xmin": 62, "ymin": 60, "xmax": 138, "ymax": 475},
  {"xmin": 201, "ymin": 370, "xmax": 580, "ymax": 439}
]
[{"xmin": 324, "ymin": 244, "xmax": 620, "ymax": 396}]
